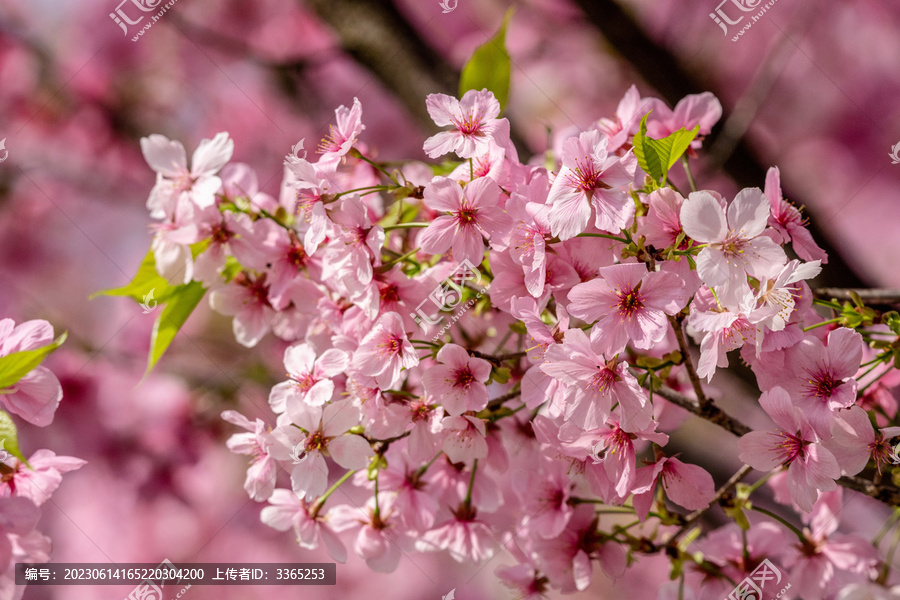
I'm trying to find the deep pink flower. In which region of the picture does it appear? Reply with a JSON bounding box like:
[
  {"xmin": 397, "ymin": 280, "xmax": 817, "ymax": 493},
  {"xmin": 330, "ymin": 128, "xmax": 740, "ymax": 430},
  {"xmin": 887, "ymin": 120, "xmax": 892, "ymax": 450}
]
[
  {"xmin": 781, "ymin": 328, "xmax": 863, "ymax": 438},
  {"xmin": 547, "ymin": 130, "xmax": 637, "ymax": 240},
  {"xmin": 419, "ymin": 176, "xmax": 511, "ymax": 266},
  {"xmin": 566, "ymin": 263, "xmax": 686, "ymax": 356},
  {"xmin": 644, "ymin": 92, "xmax": 722, "ymax": 150},
  {"xmin": 737, "ymin": 387, "xmax": 840, "ymax": 511},
  {"xmin": 631, "ymin": 456, "xmax": 715, "ymax": 520},
  {"xmin": 423, "ymin": 89, "xmax": 509, "ymax": 159},
  {"xmin": 421, "ymin": 344, "xmax": 492, "ymax": 416},
  {"xmin": 766, "ymin": 166, "xmax": 828, "ymax": 263}
]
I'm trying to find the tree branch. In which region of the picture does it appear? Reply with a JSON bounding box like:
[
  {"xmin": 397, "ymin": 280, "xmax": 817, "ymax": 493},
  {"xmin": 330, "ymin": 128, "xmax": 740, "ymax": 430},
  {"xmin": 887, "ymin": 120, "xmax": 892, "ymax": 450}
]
[{"xmin": 814, "ymin": 288, "xmax": 900, "ymax": 305}]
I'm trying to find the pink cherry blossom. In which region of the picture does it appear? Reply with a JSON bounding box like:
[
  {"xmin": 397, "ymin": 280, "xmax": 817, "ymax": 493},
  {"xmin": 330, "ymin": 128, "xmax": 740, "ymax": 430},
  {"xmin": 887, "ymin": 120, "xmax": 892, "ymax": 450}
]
[
  {"xmin": 421, "ymin": 343, "xmax": 492, "ymax": 416},
  {"xmin": 418, "ymin": 176, "xmax": 511, "ymax": 266},
  {"xmin": 330, "ymin": 494, "xmax": 404, "ymax": 573},
  {"xmin": 566, "ymin": 262, "xmax": 686, "ymax": 356},
  {"xmin": 0, "ymin": 450, "xmax": 85, "ymax": 506},
  {"xmin": 645, "ymin": 92, "xmax": 722, "ymax": 149},
  {"xmin": 140, "ymin": 131, "xmax": 233, "ymax": 212},
  {"xmin": 595, "ymin": 84, "xmax": 650, "ymax": 152},
  {"xmin": 285, "ymin": 400, "xmax": 374, "ymax": 500},
  {"xmin": 631, "ymin": 456, "xmax": 716, "ymax": 520},
  {"xmin": 782, "ymin": 328, "xmax": 863, "ymax": 438},
  {"xmin": 208, "ymin": 272, "xmax": 276, "ymax": 347},
  {"xmin": 440, "ymin": 415, "xmax": 488, "ymax": 465},
  {"xmin": 547, "ymin": 130, "xmax": 637, "ymax": 240},
  {"xmin": 681, "ymin": 188, "xmax": 787, "ymax": 296},
  {"xmin": 260, "ymin": 488, "xmax": 347, "ymax": 563},
  {"xmin": 539, "ymin": 327, "xmax": 652, "ymax": 431},
  {"xmin": 0, "ymin": 319, "xmax": 63, "ymax": 427},
  {"xmin": 737, "ymin": 387, "xmax": 841, "ymax": 511},
  {"xmin": 765, "ymin": 166, "xmax": 828, "ymax": 263},
  {"xmin": 317, "ymin": 97, "xmax": 365, "ymax": 166},
  {"xmin": 221, "ymin": 410, "xmax": 278, "ymax": 501},
  {"xmin": 352, "ymin": 312, "xmax": 419, "ymax": 390},
  {"xmin": 639, "ymin": 187, "xmax": 687, "ymax": 250},
  {"xmin": 423, "ymin": 89, "xmax": 509, "ymax": 159},
  {"xmin": 418, "ymin": 506, "xmax": 495, "ymax": 562},
  {"xmin": 269, "ymin": 343, "xmax": 349, "ymax": 412}
]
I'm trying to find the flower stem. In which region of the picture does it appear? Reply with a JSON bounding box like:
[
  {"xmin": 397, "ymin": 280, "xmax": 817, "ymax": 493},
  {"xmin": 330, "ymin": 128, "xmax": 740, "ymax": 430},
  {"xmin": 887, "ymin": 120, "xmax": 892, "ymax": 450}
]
[
  {"xmin": 383, "ymin": 222, "xmax": 429, "ymax": 231},
  {"xmin": 749, "ymin": 505, "xmax": 806, "ymax": 543},
  {"xmin": 310, "ymin": 469, "xmax": 356, "ymax": 518},
  {"xmin": 802, "ymin": 317, "xmax": 842, "ymax": 332}
]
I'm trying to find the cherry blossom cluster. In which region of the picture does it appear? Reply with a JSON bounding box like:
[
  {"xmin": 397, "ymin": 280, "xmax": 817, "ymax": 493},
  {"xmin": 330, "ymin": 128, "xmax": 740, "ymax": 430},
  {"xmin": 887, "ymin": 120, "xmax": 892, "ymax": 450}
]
[
  {"xmin": 138, "ymin": 86, "xmax": 900, "ymax": 598},
  {"xmin": 0, "ymin": 319, "xmax": 85, "ymax": 599}
]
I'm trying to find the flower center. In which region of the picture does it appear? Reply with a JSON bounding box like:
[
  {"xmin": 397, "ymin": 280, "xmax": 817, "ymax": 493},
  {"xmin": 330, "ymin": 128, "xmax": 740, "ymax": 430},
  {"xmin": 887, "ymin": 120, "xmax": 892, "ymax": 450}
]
[
  {"xmin": 771, "ymin": 430, "xmax": 808, "ymax": 466},
  {"xmin": 453, "ymin": 366, "xmax": 477, "ymax": 389}
]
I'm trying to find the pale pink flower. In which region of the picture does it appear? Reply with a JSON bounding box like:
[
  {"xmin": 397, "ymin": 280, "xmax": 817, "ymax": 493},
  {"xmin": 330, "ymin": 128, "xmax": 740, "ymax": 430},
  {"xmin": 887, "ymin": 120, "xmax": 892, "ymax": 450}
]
[
  {"xmin": 208, "ymin": 272, "xmax": 275, "ymax": 347},
  {"xmin": 566, "ymin": 263, "xmax": 686, "ymax": 355},
  {"xmin": 221, "ymin": 410, "xmax": 278, "ymax": 502},
  {"xmin": 260, "ymin": 488, "xmax": 347, "ymax": 563},
  {"xmin": 0, "ymin": 319, "xmax": 63, "ymax": 427},
  {"xmin": 0, "ymin": 497, "xmax": 42, "ymax": 573},
  {"xmin": 330, "ymin": 494, "xmax": 404, "ymax": 573},
  {"xmin": 514, "ymin": 457, "xmax": 574, "ymax": 539},
  {"xmin": 269, "ymin": 343, "xmax": 349, "ymax": 412},
  {"xmin": 441, "ymin": 415, "xmax": 488, "ymax": 465},
  {"xmin": 317, "ymin": 97, "xmax": 365, "ymax": 166},
  {"xmin": 321, "ymin": 196, "xmax": 385, "ymax": 303},
  {"xmin": 256, "ymin": 220, "xmax": 323, "ymax": 311},
  {"xmin": 418, "ymin": 507, "xmax": 495, "ymax": 562},
  {"xmin": 755, "ymin": 259, "xmax": 822, "ymax": 332},
  {"xmin": 782, "ymin": 328, "xmax": 863, "ymax": 438},
  {"xmin": 680, "ymin": 188, "xmax": 787, "ymax": 296},
  {"xmin": 352, "ymin": 312, "xmax": 419, "ymax": 390},
  {"xmin": 547, "ymin": 130, "xmax": 637, "ymax": 240},
  {"xmin": 506, "ymin": 194, "xmax": 553, "ymax": 297},
  {"xmin": 496, "ymin": 563, "xmax": 550, "ymax": 600},
  {"xmin": 191, "ymin": 209, "xmax": 271, "ymax": 286},
  {"xmin": 418, "ymin": 176, "xmax": 510, "ymax": 266},
  {"xmin": 631, "ymin": 456, "xmax": 716, "ymax": 520},
  {"xmin": 423, "ymin": 89, "xmax": 509, "ymax": 159},
  {"xmin": 737, "ymin": 387, "xmax": 840, "ymax": 511},
  {"xmin": 140, "ymin": 131, "xmax": 233, "ymax": 212},
  {"xmin": 765, "ymin": 166, "xmax": 828, "ymax": 263},
  {"xmin": 421, "ymin": 343, "xmax": 492, "ymax": 416},
  {"xmin": 286, "ymin": 400, "xmax": 374, "ymax": 500},
  {"xmin": 283, "ymin": 156, "xmax": 341, "ymax": 256},
  {"xmin": 0, "ymin": 450, "xmax": 85, "ymax": 506}
]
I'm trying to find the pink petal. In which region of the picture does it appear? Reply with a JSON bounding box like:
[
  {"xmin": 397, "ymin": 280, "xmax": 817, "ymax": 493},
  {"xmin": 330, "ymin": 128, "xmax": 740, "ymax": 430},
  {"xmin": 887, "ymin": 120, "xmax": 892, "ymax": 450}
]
[
  {"xmin": 681, "ymin": 191, "xmax": 727, "ymax": 243},
  {"xmin": 727, "ymin": 187, "xmax": 769, "ymax": 239},
  {"xmin": 328, "ymin": 435, "xmax": 374, "ymax": 469}
]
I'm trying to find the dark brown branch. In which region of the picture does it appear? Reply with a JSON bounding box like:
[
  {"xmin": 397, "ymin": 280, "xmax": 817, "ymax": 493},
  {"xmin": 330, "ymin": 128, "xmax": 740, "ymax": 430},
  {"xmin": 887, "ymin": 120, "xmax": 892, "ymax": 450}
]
[
  {"xmin": 648, "ymin": 382, "xmax": 900, "ymax": 506},
  {"xmin": 668, "ymin": 315, "xmax": 712, "ymax": 411},
  {"xmin": 671, "ymin": 464, "xmax": 754, "ymax": 541}
]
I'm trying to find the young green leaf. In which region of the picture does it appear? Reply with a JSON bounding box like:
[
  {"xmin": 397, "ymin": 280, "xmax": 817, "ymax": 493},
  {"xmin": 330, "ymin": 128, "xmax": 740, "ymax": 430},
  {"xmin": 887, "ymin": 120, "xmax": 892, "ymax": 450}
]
[
  {"xmin": 459, "ymin": 9, "xmax": 513, "ymax": 111},
  {"xmin": 146, "ymin": 281, "xmax": 206, "ymax": 375},
  {"xmin": 632, "ymin": 114, "xmax": 700, "ymax": 185},
  {"xmin": 0, "ymin": 409, "xmax": 28, "ymax": 464},
  {"xmin": 0, "ymin": 332, "xmax": 67, "ymax": 389},
  {"xmin": 91, "ymin": 248, "xmax": 173, "ymax": 304}
]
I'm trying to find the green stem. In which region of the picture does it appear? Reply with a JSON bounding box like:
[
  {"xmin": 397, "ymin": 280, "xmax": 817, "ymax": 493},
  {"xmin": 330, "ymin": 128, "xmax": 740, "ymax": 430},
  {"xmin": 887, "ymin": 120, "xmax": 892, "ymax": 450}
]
[
  {"xmin": 352, "ymin": 150, "xmax": 398, "ymax": 184},
  {"xmin": 749, "ymin": 505, "xmax": 806, "ymax": 542},
  {"xmin": 383, "ymin": 222, "xmax": 429, "ymax": 231},
  {"xmin": 574, "ymin": 232, "xmax": 629, "ymax": 244},
  {"xmin": 380, "ymin": 246, "xmax": 421, "ymax": 269},
  {"xmin": 464, "ymin": 459, "xmax": 478, "ymax": 509},
  {"xmin": 310, "ymin": 469, "xmax": 356, "ymax": 518},
  {"xmin": 334, "ymin": 185, "xmax": 393, "ymax": 200},
  {"xmin": 803, "ymin": 317, "xmax": 842, "ymax": 332},
  {"xmin": 681, "ymin": 156, "xmax": 697, "ymax": 193},
  {"xmin": 878, "ymin": 516, "xmax": 900, "ymax": 585}
]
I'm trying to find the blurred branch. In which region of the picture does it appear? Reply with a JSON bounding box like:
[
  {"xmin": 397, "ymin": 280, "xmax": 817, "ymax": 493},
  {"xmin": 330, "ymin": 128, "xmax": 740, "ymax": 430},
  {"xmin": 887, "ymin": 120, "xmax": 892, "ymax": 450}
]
[
  {"xmin": 570, "ymin": 0, "xmax": 866, "ymax": 289},
  {"xmin": 814, "ymin": 288, "xmax": 900, "ymax": 305},
  {"xmin": 300, "ymin": 0, "xmax": 458, "ymax": 129}
]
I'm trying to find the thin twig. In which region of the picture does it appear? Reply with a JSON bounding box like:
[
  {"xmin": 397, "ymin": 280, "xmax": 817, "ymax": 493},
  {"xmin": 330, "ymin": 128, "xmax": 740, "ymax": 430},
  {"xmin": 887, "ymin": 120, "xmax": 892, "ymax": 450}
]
[
  {"xmin": 670, "ymin": 464, "xmax": 754, "ymax": 542},
  {"xmin": 668, "ymin": 315, "xmax": 712, "ymax": 411}
]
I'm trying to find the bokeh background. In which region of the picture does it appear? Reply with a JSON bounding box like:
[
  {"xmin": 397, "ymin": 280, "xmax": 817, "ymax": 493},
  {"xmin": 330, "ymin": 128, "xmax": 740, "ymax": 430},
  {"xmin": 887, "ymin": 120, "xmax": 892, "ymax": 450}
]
[{"xmin": 1, "ymin": 0, "xmax": 899, "ymax": 598}]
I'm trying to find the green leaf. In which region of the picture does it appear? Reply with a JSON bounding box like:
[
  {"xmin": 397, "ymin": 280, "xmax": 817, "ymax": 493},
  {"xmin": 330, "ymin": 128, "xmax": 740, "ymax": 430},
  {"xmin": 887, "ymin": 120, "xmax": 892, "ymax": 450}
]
[
  {"xmin": 146, "ymin": 281, "xmax": 206, "ymax": 375},
  {"xmin": 0, "ymin": 332, "xmax": 67, "ymax": 389},
  {"xmin": 92, "ymin": 248, "xmax": 173, "ymax": 305},
  {"xmin": 632, "ymin": 113, "xmax": 700, "ymax": 185},
  {"xmin": 459, "ymin": 9, "xmax": 513, "ymax": 111},
  {"xmin": 0, "ymin": 409, "xmax": 28, "ymax": 464}
]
